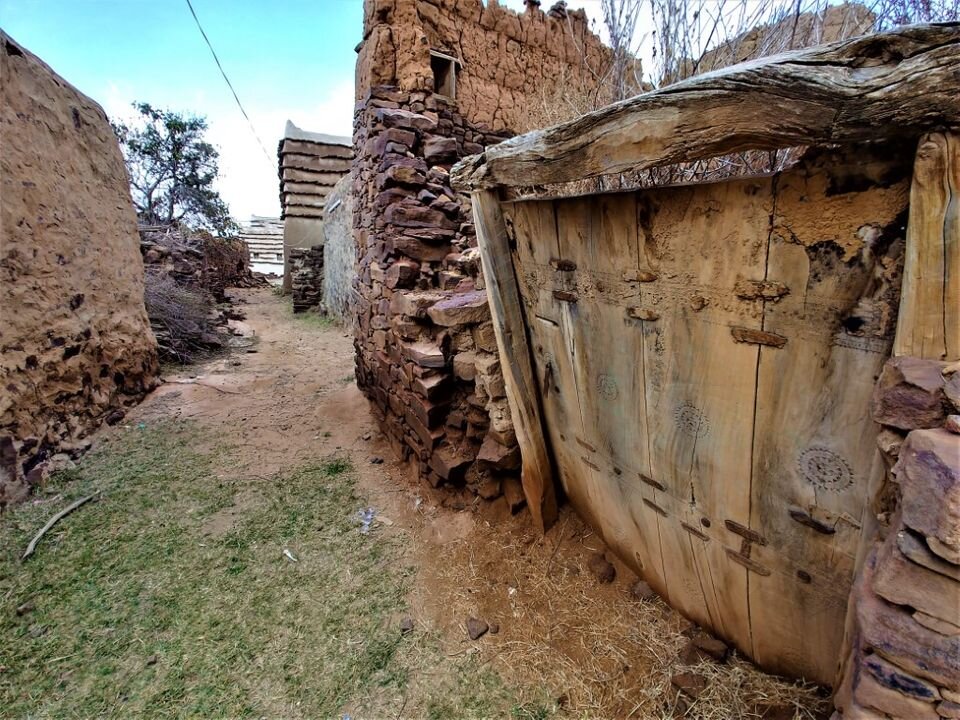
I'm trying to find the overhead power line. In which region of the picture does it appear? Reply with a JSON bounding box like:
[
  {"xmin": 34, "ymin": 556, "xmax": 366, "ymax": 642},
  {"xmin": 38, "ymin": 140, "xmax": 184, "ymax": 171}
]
[{"xmin": 184, "ymin": 0, "xmax": 274, "ymax": 167}]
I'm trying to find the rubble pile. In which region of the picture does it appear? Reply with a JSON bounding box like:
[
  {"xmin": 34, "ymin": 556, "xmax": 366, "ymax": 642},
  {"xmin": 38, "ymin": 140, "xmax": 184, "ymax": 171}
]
[{"xmin": 834, "ymin": 357, "xmax": 960, "ymax": 719}]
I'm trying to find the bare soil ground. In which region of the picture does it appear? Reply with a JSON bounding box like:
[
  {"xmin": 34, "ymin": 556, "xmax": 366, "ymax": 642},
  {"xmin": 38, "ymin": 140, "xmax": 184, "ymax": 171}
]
[{"xmin": 3, "ymin": 288, "xmax": 832, "ymax": 719}]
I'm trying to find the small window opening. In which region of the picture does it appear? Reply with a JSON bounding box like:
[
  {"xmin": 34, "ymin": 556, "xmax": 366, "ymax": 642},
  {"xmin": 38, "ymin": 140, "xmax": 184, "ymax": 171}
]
[{"xmin": 430, "ymin": 50, "xmax": 459, "ymax": 99}]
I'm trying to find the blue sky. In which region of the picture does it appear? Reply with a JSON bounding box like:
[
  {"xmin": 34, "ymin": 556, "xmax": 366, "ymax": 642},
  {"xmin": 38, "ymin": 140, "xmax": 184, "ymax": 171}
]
[
  {"xmin": 1, "ymin": 0, "xmax": 366, "ymax": 219},
  {"xmin": 1, "ymin": 0, "xmax": 609, "ymax": 219}
]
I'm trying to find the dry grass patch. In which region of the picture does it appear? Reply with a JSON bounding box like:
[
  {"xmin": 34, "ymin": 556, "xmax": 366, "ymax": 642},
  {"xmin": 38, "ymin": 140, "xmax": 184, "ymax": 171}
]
[{"xmin": 430, "ymin": 514, "xmax": 830, "ymax": 719}]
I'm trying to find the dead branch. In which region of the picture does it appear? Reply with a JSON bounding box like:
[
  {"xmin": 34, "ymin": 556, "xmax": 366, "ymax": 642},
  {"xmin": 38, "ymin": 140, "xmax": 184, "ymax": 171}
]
[{"xmin": 21, "ymin": 494, "xmax": 100, "ymax": 562}]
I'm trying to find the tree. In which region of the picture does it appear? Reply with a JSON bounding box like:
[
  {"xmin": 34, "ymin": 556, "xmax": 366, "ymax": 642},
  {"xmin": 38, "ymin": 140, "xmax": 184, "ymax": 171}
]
[{"xmin": 113, "ymin": 102, "xmax": 236, "ymax": 235}]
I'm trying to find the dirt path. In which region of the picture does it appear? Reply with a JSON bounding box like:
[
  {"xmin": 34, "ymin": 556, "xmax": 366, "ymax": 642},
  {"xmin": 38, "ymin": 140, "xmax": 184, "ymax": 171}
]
[{"xmin": 127, "ymin": 288, "xmax": 829, "ymax": 719}]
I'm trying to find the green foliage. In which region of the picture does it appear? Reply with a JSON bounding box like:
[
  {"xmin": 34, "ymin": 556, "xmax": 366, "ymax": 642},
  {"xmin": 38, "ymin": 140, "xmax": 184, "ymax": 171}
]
[{"xmin": 113, "ymin": 102, "xmax": 237, "ymax": 236}]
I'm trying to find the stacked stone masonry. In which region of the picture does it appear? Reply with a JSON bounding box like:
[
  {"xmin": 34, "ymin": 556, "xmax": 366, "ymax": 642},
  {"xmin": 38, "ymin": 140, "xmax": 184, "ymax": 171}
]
[
  {"xmin": 352, "ymin": 0, "xmax": 619, "ymax": 500},
  {"xmin": 833, "ymin": 358, "xmax": 960, "ymax": 720},
  {"xmin": 0, "ymin": 33, "xmax": 159, "ymax": 506},
  {"xmin": 352, "ymin": 88, "xmax": 524, "ymax": 499}
]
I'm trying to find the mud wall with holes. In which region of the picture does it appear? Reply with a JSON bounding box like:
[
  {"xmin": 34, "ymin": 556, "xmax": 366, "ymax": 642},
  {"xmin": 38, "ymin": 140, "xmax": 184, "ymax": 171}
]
[
  {"xmin": 504, "ymin": 143, "xmax": 916, "ymax": 684},
  {"xmin": 357, "ymin": 0, "xmax": 623, "ymax": 134},
  {"xmin": 0, "ymin": 33, "xmax": 159, "ymax": 506}
]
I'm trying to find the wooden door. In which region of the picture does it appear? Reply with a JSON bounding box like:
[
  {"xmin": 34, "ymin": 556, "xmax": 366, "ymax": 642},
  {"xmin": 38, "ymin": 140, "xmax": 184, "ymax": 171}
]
[{"xmin": 502, "ymin": 150, "xmax": 910, "ymax": 684}]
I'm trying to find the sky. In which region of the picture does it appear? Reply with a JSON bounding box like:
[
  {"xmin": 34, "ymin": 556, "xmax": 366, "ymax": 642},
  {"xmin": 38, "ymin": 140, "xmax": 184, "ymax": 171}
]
[{"xmin": 0, "ymin": 0, "xmax": 615, "ymax": 222}]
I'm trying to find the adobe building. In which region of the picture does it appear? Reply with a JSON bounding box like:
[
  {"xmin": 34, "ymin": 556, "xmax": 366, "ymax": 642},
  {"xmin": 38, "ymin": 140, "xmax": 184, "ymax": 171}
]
[
  {"xmin": 277, "ymin": 121, "xmax": 353, "ymax": 304},
  {"xmin": 239, "ymin": 216, "xmax": 284, "ymax": 277},
  {"xmin": 351, "ymin": 0, "xmax": 623, "ymax": 498}
]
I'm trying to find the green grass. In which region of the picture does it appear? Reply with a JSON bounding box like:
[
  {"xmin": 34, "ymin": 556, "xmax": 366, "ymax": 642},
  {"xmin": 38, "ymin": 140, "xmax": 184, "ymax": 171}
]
[
  {"xmin": 0, "ymin": 422, "xmax": 537, "ymax": 719},
  {"xmin": 290, "ymin": 307, "xmax": 335, "ymax": 329}
]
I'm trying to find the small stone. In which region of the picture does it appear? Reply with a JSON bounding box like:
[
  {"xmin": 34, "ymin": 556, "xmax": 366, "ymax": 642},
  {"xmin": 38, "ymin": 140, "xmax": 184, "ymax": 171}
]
[
  {"xmin": 16, "ymin": 600, "xmax": 34, "ymax": 616},
  {"xmin": 682, "ymin": 631, "xmax": 730, "ymax": 663},
  {"xmin": 105, "ymin": 409, "xmax": 125, "ymax": 426},
  {"xmin": 938, "ymin": 700, "xmax": 960, "ymax": 719},
  {"xmin": 630, "ymin": 580, "xmax": 658, "ymax": 601},
  {"xmin": 587, "ymin": 553, "xmax": 616, "ymax": 583},
  {"xmin": 146, "ymin": 654, "xmax": 158, "ymax": 666},
  {"xmin": 399, "ymin": 617, "xmax": 415, "ymax": 634},
  {"xmin": 671, "ymin": 671, "xmax": 708, "ymax": 698},
  {"xmin": 28, "ymin": 624, "xmax": 47, "ymax": 638},
  {"xmin": 370, "ymin": 457, "xmax": 384, "ymax": 465},
  {"xmin": 489, "ymin": 623, "xmax": 500, "ymax": 635},
  {"xmin": 502, "ymin": 478, "xmax": 526, "ymax": 513},
  {"xmin": 946, "ymin": 415, "xmax": 960, "ymax": 434},
  {"xmin": 466, "ymin": 617, "xmax": 489, "ymax": 640}
]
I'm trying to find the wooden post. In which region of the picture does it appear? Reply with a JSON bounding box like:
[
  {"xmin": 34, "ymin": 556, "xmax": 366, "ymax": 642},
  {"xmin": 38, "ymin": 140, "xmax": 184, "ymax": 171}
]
[
  {"xmin": 472, "ymin": 190, "xmax": 558, "ymax": 532},
  {"xmin": 894, "ymin": 132, "xmax": 960, "ymax": 361}
]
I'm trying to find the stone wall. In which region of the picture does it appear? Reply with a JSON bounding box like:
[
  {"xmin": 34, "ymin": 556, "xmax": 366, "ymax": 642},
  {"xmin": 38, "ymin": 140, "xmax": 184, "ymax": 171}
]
[
  {"xmin": 351, "ymin": 0, "xmax": 617, "ymax": 499},
  {"xmin": 0, "ymin": 33, "xmax": 159, "ymax": 506},
  {"xmin": 353, "ymin": 89, "xmax": 523, "ymax": 496},
  {"xmin": 833, "ymin": 359, "xmax": 960, "ymax": 719},
  {"xmin": 322, "ymin": 175, "xmax": 356, "ymax": 325},
  {"xmin": 289, "ymin": 246, "xmax": 325, "ymax": 314},
  {"xmin": 278, "ymin": 121, "xmax": 353, "ymax": 293}
]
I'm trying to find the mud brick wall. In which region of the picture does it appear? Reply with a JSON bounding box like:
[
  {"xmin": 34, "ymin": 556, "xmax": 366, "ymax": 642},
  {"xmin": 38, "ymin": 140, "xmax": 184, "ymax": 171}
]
[
  {"xmin": 278, "ymin": 122, "xmax": 353, "ymax": 294},
  {"xmin": 357, "ymin": 0, "xmax": 623, "ymax": 133},
  {"xmin": 290, "ymin": 246, "xmax": 325, "ymax": 314},
  {"xmin": 833, "ymin": 358, "xmax": 960, "ymax": 719},
  {"xmin": 0, "ymin": 33, "xmax": 159, "ymax": 506}
]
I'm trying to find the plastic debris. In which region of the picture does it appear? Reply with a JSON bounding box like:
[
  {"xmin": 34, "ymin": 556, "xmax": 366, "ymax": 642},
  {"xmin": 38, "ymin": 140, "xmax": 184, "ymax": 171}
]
[
  {"xmin": 282, "ymin": 548, "xmax": 299, "ymax": 562},
  {"xmin": 357, "ymin": 507, "xmax": 376, "ymax": 533}
]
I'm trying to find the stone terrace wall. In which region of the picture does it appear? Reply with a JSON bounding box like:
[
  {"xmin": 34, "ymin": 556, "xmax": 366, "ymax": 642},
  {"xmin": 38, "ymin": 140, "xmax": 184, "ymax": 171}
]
[
  {"xmin": 833, "ymin": 358, "xmax": 960, "ymax": 719},
  {"xmin": 0, "ymin": 33, "xmax": 159, "ymax": 505},
  {"xmin": 352, "ymin": 0, "xmax": 617, "ymax": 500},
  {"xmin": 357, "ymin": 0, "xmax": 623, "ymax": 132}
]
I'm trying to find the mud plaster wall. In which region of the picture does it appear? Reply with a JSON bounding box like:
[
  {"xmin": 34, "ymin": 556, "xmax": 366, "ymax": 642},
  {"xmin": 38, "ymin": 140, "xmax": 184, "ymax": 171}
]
[
  {"xmin": 0, "ymin": 33, "xmax": 159, "ymax": 506},
  {"xmin": 322, "ymin": 174, "xmax": 356, "ymax": 326},
  {"xmin": 357, "ymin": 0, "xmax": 621, "ymax": 133}
]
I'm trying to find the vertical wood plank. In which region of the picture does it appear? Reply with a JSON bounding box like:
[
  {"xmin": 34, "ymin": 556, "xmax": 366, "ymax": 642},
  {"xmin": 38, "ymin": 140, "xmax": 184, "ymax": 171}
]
[
  {"xmin": 472, "ymin": 190, "xmax": 558, "ymax": 532},
  {"xmin": 747, "ymin": 151, "xmax": 911, "ymax": 683},
  {"xmin": 895, "ymin": 132, "xmax": 959, "ymax": 361},
  {"xmin": 549, "ymin": 194, "xmax": 670, "ymax": 597},
  {"xmin": 945, "ymin": 133, "xmax": 960, "ymax": 362}
]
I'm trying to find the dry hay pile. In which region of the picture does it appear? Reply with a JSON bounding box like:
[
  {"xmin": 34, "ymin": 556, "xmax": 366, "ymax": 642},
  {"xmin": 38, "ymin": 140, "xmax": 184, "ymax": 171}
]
[
  {"xmin": 427, "ymin": 508, "xmax": 829, "ymax": 719},
  {"xmin": 139, "ymin": 226, "xmax": 256, "ymax": 363}
]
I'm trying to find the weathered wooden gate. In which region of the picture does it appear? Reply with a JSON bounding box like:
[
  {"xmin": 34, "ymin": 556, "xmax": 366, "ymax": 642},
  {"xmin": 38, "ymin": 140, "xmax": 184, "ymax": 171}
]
[
  {"xmin": 456, "ymin": 25, "xmax": 959, "ymax": 684},
  {"xmin": 502, "ymin": 154, "xmax": 909, "ymax": 683}
]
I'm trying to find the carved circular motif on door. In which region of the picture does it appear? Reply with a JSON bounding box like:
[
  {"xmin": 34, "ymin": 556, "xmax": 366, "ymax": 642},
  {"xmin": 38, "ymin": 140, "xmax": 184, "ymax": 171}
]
[
  {"xmin": 796, "ymin": 446, "xmax": 854, "ymax": 492},
  {"xmin": 675, "ymin": 403, "xmax": 710, "ymax": 438},
  {"xmin": 597, "ymin": 373, "xmax": 620, "ymax": 402},
  {"xmin": 596, "ymin": 373, "xmax": 619, "ymax": 400}
]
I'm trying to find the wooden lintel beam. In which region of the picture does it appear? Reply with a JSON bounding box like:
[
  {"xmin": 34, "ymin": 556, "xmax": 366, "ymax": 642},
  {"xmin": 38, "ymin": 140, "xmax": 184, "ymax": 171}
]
[{"xmin": 451, "ymin": 24, "xmax": 960, "ymax": 191}]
